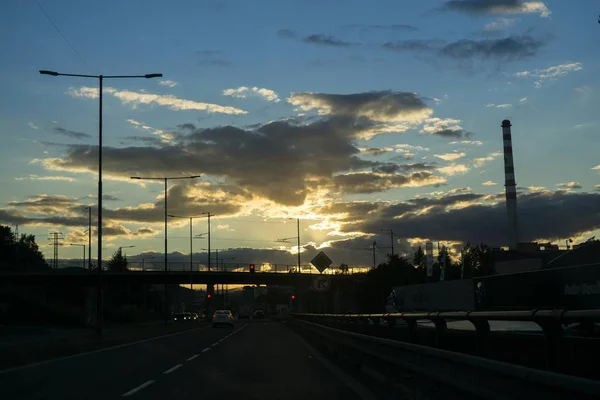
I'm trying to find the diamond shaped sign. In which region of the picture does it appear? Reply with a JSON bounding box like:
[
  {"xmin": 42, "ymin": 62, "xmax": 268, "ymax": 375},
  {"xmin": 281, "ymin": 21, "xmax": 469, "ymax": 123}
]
[{"xmin": 310, "ymin": 251, "xmax": 332, "ymax": 273}]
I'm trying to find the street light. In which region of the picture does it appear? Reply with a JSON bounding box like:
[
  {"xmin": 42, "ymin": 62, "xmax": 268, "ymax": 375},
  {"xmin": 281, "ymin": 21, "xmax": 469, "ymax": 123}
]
[
  {"xmin": 118, "ymin": 245, "xmax": 135, "ymax": 255},
  {"xmin": 168, "ymin": 214, "xmax": 208, "ymax": 290},
  {"xmin": 40, "ymin": 69, "xmax": 162, "ymax": 336},
  {"xmin": 131, "ymin": 175, "xmax": 200, "ymax": 321},
  {"xmin": 70, "ymin": 244, "xmax": 85, "ymax": 269}
]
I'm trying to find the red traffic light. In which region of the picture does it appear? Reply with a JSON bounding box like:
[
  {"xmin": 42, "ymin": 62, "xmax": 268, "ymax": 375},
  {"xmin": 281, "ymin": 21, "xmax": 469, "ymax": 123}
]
[
  {"xmin": 207, "ymin": 293, "xmax": 211, "ymax": 299},
  {"xmin": 249, "ymin": 264, "xmax": 255, "ymax": 273},
  {"xmin": 291, "ymin": 295, "xmax": 295, "ymax": 300}
]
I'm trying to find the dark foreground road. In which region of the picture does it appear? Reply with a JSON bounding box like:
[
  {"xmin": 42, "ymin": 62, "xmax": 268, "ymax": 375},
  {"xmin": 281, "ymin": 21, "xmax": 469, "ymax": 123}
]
[{"xmin": 0, "ymin": 320, "xmax": 373, "ymax": 400}]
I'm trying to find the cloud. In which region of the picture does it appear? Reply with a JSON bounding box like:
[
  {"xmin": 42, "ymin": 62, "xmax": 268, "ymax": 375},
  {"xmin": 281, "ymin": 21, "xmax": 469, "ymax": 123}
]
[
  {"xmin": 32, "ymin": 90, "xmax": 458, "ymax": 205},
  {"xmin": 339, "ymin": 190, "xmax": 600, "ymax": 246},
  {"xmin": 484, "ymin": 18, "xmax": 517, "ymax": 32},
  {"xmin": 482, "ymin": 180, "xmax": 498, "ymax": 186},
  {"xmin": 420, "ymin": 118, "xmax": 470, "ymax": 138},
  {"xmin": 28, "ymin": 122, "xmax": 39, "ymax": 130},
  {"xmin": 486, "ymin": 103, "xmax": 513, "ymax": 108},
  {"xmin": 570, "ymin": 122, "xmax": 598, "ymax": 131},
  {"xmin": 303, "ymin": 34, "xmax": 355, "ymax": 47},
  {"xmin": 574, "ymin": 86, "xmax": 592, "ymax": 94},
  {"xmin": 53, "ymin": 126, "xmax": 92, "ymax": 140},
  {"xmin": 437, "ymin": 164, "xmax": 470, "ymax": 175},
  {"xmin": 68, "ymin": 87, "xmax": 246, "ymax": 115},
  {"xmin": 592, "ymin": 165, "xmax": 600, "ymax": 171},
  {"xmin": 440, "ymin": 35, "xmax": 543, "ymax": 61},
  {"xmin": 515, "ymin": 62, "xmax": 583, "ymax": 88},
  {"xmin": 556, "ymin": 181, "xmax": 582, "ymax": 190},
  {"xmin": 434, "ymin": 152, "xmax": 466, "ymax": 161},
  {"xmin": 288, "ymin": 91, "xmax": 432, "ymax": 124},
  {"xmin": 450, "ymin": 140, "xmax": 483, "ymax": 145},
  {"xmin": 15, "ymin": 175, "xmax": 77, "ymax": 183},
  {"xmin": 384, "ymin": 35, "xmax": 545, "ymax": 63},
  {"xmin": 473, "ymin": 151, "xmax": 502, "ymax": 167},
  {"xmin": 223, "ymin": 86, "xmax": 280, "ymax": 102},
  {"xmin": 359, "ymin": 147, "xmax": 394, "ymax": 156},
  {"xmin": 519, "ymin": 97, "xmax": 527, "ymax": 102},
  {"xmin": 333, "ymin": 171, "xmax": 446, "ymax": 194},
  {"xmin": 126, "ymin": 119, "xmax": 175, "ymax": 143},
  {"xmin": 441, "ymin": 1, "xmax": 551, "ymax": 18},
  {"xmin": 159, "ymin": 80, "xmax": 177, "ymax": 88}
]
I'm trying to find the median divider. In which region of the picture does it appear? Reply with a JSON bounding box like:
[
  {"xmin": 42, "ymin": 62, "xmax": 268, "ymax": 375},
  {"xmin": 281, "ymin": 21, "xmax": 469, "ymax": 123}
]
[
  {"xmin": 0, "ymin": 320, "xmax": 207, "ymax": 371},
  {"xmin": 290, "ymin": 317, "xmax": 600, "ymax": 400}
]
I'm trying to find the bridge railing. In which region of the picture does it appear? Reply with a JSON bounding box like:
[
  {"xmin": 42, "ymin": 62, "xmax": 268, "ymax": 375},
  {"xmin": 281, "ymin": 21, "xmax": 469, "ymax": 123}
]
[
  {"xmin": 289, "ymin": 314, "xmax": 600, "ymax": 399},
  {"xmin": 293, "ymin": 310, "xmax": 600, "ymax": 372}
]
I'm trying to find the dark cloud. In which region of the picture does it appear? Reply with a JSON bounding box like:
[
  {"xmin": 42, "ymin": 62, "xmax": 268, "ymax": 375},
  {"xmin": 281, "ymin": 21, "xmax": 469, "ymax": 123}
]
[
  {"xmin": 432, "ymin": 128, "xmax": 469, "ymax": 138},
  {"xmin": 333, "ymin": 171, "xmax": 445, "ymax": 194},
  {"xmin": 177, "ymin": 123, "xmax": 197, "ymax": 131},
  {"xmin": 361, "ymin": 147, "xmax": 393, "ymax": 156},
  {"xmin": 340, "ymin": 190, "xmax": 600, "ymax": 246},
  {"xmin": 384, "ymin": 35, "xmax": 544, "ymax": 62},
  {"xmin": 303, "ymin": 34, "xmax": 355, "ymax": 47},
  {"xmin": 38, "ymin": 91, "xmax": 442, "ymax": 205},
  {"xmin": 440, "ymin": 35, "xmax": 543, "ymax": 61},
  {"xmin": 288, "ymin": 91, "xmax": 432, "ymax": 122},
  {"xmin": 53, "ymin": 127, "xmax": 92, "ymax": 140}
]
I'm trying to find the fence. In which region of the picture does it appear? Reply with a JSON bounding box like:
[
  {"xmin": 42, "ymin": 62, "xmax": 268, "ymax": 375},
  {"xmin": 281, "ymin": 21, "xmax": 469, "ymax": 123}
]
[{"xmin": 290, "ymin": 315, "xmax": 600, "ymax": 399}]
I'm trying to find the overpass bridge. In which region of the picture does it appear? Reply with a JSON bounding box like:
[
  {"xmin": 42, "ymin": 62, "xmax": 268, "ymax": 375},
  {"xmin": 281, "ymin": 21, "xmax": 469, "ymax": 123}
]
[{"xmin": 0, "ymin": 270, "xmax": 358, "ymax": 286}]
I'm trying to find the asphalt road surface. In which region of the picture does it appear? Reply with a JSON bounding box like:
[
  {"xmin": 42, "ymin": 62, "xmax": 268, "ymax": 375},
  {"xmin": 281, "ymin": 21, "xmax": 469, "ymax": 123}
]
[{"xmin": 0, "ymin": 320, "xmax": 372, "ymax": 400}]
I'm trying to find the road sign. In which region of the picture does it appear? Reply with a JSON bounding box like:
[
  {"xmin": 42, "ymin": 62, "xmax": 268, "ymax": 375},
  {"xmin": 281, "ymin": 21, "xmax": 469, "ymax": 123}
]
[
  {"xmin": 310, "ymin": 251, "xmax": 332, "ymax": 273},
  {"xmin": 312, "ymin": 275, "xmax": 331, "ymax": 292}
]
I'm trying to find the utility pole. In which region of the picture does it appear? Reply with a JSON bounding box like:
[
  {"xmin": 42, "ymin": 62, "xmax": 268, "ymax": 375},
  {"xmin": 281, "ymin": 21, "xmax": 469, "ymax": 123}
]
[
  {"xmin": 297, "ymin": 218, "xmax": 301, "ymax": 273},
  {"xmin": 48, "ymin": 232, "xmax": 64, "ymax": 269},
  {"xmin": 207, "ymin": 212, "xmax": 212, "ymax": 272},
  {"xmin": 381, "ymin": 229, "xmax": 394, "ymax": 256}
]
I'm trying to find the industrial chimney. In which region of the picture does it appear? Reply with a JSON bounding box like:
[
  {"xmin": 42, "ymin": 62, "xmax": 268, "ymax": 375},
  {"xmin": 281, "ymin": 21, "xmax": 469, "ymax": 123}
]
[{"xmin": 502, "ymin": 120, "xmax": 519, "ymax": 250}]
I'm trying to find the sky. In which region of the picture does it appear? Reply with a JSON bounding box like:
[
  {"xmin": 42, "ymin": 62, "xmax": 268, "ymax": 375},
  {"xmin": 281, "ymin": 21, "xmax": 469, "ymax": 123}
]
[{"xmin": 0, "ymin": 0, "xmax": 599, "ymax": 270}]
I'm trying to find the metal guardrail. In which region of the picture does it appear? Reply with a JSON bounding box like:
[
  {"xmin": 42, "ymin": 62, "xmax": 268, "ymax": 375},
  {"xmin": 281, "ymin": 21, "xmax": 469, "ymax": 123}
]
[
  {"xmin": 290, "ymin": 317, "xmax": 600, "ymax": 399},
  {"xmin": 295, "ymin": 310, "xmax": 600, "ymax": 371}
]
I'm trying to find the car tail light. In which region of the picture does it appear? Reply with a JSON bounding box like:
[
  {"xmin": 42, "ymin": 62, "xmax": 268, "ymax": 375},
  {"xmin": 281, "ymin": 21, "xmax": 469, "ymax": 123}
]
[{"xmin": 212, "ymin": 315, "xmax": 216, "ymax": 320}]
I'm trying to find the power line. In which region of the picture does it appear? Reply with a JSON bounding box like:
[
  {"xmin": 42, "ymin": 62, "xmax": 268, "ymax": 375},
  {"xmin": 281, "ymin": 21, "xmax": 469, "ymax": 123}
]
[{"xmin": 35, "ymin": 1, "xmax": 90, "ymax": 70}]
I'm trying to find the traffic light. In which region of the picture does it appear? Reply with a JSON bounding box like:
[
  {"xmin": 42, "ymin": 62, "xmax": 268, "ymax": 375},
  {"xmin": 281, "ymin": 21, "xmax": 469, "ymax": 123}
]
[
  {"xmin": 249, "ymin": 264, "xmax": 255, "ymax": 274},
  {"xmin": 291, "ymin": 294, "xmax": 295, "ymax": 300},
  {"xmin": 207, "ymin": 293, "xmax": 211, "ymax": 299}
]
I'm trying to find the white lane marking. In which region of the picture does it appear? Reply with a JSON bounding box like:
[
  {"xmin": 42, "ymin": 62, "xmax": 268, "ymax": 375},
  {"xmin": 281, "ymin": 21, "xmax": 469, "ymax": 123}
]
[
  {"xmin": 0, "ymin": 326, "xmax": 207, "ymax": 375},
  {"xmin": 211, "ymin": 342, "xmax": 219, "ymax": 347},
  {"xmin": 186, "ymin": 354, "xmax": 199, "ymax": 361},
  {"xmin": 202, "ymin": 348, "xmax": 211, "ymax": 353},
  {"xmin": 292, "ymin": 331, "xmax": 377, "ymax": 400},
  {"xmin": 163, "ymin": 364, "xmax": 182, "ymax": 374},
  {"xmin": 122, "ymin": 380, "xmax": 155, "ymax": 397}
]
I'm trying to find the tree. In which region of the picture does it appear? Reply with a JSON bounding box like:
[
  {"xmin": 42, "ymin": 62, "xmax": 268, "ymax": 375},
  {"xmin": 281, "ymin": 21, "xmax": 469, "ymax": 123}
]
[
  {"xmin": 460, "ymin": 242, "xmax": 495, "ymax": 278},
  {"xmin": 107, "ymin": 249, "xmax": 128, "ymax": 272},
  {"xmin": 0, "ymin": 225, "xmax": 48, "ymax": 271},
  {"xmin": 335, "ymin": 262, "xmax": 349, "ymax": 275},
  {"xmin": 412, "ymin": 246, "xmax": 425, "ymax": 268}
]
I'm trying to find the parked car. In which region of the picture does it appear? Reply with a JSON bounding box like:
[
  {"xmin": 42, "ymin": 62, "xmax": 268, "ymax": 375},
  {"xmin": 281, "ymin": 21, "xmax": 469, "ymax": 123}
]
[{"xmin": 253, "ymin": 309, "xmax": 265, "ymax": 319}]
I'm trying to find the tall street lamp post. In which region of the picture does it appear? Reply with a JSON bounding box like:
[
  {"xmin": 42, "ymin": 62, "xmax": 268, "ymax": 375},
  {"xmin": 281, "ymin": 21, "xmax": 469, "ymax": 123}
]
[
  {"xmin": 130, "ymin": 175, "xmax": 200, "ymax": 321},
  {"xmin": 168, "ymin": 213, "xmax": 208, "ymax": 290},
  {"xmin": 40, "ymin": 70, "xmax": 162, "ymax": 336}
]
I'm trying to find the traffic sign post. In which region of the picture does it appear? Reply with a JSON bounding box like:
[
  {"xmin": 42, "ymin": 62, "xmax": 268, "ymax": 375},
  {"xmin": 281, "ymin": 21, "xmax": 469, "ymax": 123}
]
[
  {"xmin": 310, "ymin": 251, "xmax": 332, "ymax": 273},
  {"xmin": 312, "ymin": 275, "xmax": 331, "ymax": 292}
]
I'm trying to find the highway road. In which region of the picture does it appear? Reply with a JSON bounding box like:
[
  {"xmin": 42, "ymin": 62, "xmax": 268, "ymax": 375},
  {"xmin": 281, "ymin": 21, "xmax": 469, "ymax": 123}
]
[{"xmin": 0, "ymin": 320, "xmax": 372, "ymax": 400}]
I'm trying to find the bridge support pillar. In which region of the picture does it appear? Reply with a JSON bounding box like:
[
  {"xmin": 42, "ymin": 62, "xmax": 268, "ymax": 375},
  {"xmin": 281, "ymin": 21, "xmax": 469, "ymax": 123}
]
[
  {"xmin": 403, "ymin": 319, "xmax": 417, "ymax": 343},
  {"xmin": 431, "ymin": 318, "xmax": 447, "ymax": 348}
]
